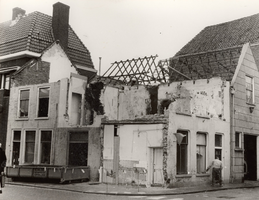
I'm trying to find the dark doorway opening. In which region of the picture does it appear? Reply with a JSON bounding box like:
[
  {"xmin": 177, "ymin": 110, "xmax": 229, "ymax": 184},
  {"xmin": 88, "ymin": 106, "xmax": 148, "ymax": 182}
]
[{"xmin": 244, "ymin": 134, "xmax": 257, "ymax": 181}]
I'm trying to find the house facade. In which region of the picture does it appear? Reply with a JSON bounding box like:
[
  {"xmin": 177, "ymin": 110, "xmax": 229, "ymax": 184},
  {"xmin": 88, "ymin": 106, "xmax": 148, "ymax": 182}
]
[{"xmin": 1, "ymin": 2, "xmax": 101, "ymax": 181}]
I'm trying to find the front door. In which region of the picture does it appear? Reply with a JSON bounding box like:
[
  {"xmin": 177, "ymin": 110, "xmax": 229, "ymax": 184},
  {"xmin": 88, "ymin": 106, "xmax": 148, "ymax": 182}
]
[
  {"xmin": 244, "ymin": 134, "xmax": 257, "ymax": 180},
  {"xmin": 152, "ymin": 148, "xmax": 163, "ymax": 184}
]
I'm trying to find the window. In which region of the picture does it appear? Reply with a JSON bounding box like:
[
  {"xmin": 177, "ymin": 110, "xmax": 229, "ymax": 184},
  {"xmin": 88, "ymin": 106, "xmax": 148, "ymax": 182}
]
[
  {"xmin": 69, "ymin": 132, "xmax": 88, "ymax": 166},
  {"xmin": 38, "ymin": 87, "xmax": 50, "ymax": 117},
  {"xmin": 0, "ymin": 74, "xmax": 10, "ymax": 90},
  {"xmin": 176, "ymin": 130, "xmax": 188, "ymax": 174},
  {"xmin": 215, "ymin": 134, "xmax": 222, "ymax": 160},
  {"xmin": 235, "ymin": 132, "xmax": 242, "ymax": 149},
  {"xmin": 12, "ymin": 131, "xmax": 21, "ymax": 165},
  {"xmin": 40, "ymin": 131, "xmax": 52, "ymax": 164},
  {"xmin": 246, "ymin": 76, "xmax": 254, "ymax": 104},
  {"xmin": 25, "ymin": 131, "xmax": 36, "ymax": 163},
  {"xmin": 19, "ymin": 90, "xmax": 30, "ymax": 117},
  {"xmin": 196, "ymin": 132, "xmax": 206, "ymax": 174}
]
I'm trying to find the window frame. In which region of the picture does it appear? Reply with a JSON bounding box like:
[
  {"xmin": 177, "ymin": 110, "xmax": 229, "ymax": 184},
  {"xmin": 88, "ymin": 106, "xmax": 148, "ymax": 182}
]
[
  {"xmin": 0, "ymin": 73, "xmax": 11, "ymax": 90},
  {"xmin": 215, "ymin": 133, "xmax": 223, "ymax": 160},
  {"xmin": 37, "ymin": 86, "xmax": 50, "ymax": 118},
  {"xmin": 38, "ymin": 130, "xmax": 53, "ymax": 164},
  {"xmin": 235, "ymin": 132, "xmax": 242, "ymax": 149},
  {"xmin": 18, "ymin": 89, "xmax": 30, "ymax": 118},
  {"xmin": 24, "ymin": 130, "xmax": 36, "ymax": 164},
  {"xmin": 12, "ymin": 130, "xmax": 22, "ymax": 166},
  {"xmin": 245, "ymin": 75, "xmax": 254, "ymax": 105},
  {"xmin": 176, "ymin": 130, "xmax": 189, "ymax": 175},
  {"xmin": 196, "ymin": 132, "xmax": 207, "ymax": 174}
]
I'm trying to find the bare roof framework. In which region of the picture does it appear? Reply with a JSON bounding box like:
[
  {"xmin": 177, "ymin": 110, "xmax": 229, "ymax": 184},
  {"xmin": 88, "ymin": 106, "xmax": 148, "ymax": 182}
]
[
  {"xmin": 100, "ymin": 47, "xmax": 242, "ymax": 86},
  {"xmin": 101, "ymin": 55, "xmax": 168, "ymax": 85}
]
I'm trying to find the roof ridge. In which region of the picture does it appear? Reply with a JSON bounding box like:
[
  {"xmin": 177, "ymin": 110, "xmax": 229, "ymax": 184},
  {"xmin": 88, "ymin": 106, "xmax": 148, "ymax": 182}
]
[
  {"xmin": 172, "ymin": 45, "xmax": 243, "ymax": 60},
  {"xmin": 206, "ymin": 13, "xmax": 259, "ymax": 28}
]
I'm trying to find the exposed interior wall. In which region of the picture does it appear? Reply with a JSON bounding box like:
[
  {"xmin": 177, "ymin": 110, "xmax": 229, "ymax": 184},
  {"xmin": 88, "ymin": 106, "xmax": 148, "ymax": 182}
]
[
  {"xmin": 102, "ymin": 124, "xmax": 165, "ymax": 185},
  {"xmin": 58, "ymin": 74, "xmax": 88, "ymax": 127},
  {"xmin": 101, "ymin": 86, "xmax": 119, "ymax": 120},
  {"xmin": 118, "ymin": 86, "xmax": 150, "ymax": 120},
  {"xmin": 158, "ymin": 77, "xmax": 228, "ymax": 119},
  {"xmin": 88, "ymin": 127, "xmax": 101, "ymax": 181},
  {"xmin": 231, "ymin": 44, "xmax": 259, "ymax": 182}
]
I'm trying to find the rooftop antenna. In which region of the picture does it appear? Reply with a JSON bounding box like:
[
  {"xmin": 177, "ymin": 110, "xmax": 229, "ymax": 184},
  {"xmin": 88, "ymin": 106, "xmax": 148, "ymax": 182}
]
[{"xmin": 99, "ymin": 57, "xmax": 102, "ymax": 76}]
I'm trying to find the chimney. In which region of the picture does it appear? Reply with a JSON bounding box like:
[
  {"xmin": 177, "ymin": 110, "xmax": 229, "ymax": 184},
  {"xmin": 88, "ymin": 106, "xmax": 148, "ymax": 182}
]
[
  {"xmin": 52, "ymin": 2, "xmax": 70, "ymax": 50},
  {"xmin": 12, "ymin": 7, "xmax": 26, "ymax": 20}
]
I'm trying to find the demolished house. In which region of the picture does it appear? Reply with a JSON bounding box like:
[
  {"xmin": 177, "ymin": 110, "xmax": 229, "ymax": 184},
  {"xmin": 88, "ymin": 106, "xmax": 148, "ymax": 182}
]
[{"xmin": 98, "ymin": 13, "xmax": 259, "ymax": 186}]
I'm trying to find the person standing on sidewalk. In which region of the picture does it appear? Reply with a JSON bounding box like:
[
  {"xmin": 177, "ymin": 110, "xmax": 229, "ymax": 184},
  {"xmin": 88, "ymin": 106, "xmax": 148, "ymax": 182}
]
[
  {"xmin": 206, "ymin": 156, "xmax": 223, "ymax": 186},
  {"xmin": 0, "ymin": 143, "xmax": 7, "ymax": 193}
]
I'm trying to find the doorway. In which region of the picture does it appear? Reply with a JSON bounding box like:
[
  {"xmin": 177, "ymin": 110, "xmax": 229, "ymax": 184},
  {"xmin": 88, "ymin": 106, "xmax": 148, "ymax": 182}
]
[
  {"xmin": 151, "ymin": 148, "xmax": 163, "ymax": 184},
  {"xmin": 244, "ymin": 134, "xmax": 257, "ymax": 180}
]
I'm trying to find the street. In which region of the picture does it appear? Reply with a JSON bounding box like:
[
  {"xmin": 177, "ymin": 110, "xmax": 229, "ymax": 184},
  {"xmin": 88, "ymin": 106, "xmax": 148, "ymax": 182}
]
[{"xmin": 1, "ymin": 184, "xmax": 259, "ymax": 200}]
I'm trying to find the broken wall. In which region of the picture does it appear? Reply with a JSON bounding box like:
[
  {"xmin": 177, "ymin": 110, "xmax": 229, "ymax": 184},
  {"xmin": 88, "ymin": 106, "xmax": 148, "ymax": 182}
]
[{"xmin": 159, "ymin": 77, "xmax": 231, "ymax": 186}]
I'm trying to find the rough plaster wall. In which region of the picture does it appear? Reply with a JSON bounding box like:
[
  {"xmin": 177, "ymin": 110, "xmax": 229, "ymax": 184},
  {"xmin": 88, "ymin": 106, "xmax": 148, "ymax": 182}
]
[
  {"xmin": 53, "ymin": 129, "xmax": 68, "ymax": 165},
  {"xmin": 41, "ymin": 43, "xmax": 77, "ymax": 82},
  {"xmin": 119, "ymin": 86, "xmax": 150, "ymax": 120},
  {"xmin": 162, "ymin": 78, "xmax": 231, "ymax": 185},
  {"xmin": 232, "ymin": 45, "xmax": 259, "ymax": 181},
  {"xmin": 159, "ymin": 77, "xmax": 227, "ymax": 119},
  {"xmin": 103, "ymin": 125, "xmax": 114, "ymax": 159},
  {"xmin": 88, "ymin": 128, "xmax": 101, "ymax": 181},
  {"xmin": 101, "ymin": 87, "xmax": 118, "ymax": 120}
]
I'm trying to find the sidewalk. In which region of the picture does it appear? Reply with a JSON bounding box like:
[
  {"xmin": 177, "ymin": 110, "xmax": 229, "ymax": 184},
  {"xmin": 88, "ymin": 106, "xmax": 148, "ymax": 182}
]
[{"xmin": 5, "ymin": 180, "xmax": 259, "ymax": 196}]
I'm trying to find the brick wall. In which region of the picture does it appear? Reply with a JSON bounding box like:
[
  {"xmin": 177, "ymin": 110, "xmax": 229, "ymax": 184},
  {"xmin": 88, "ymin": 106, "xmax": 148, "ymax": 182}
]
[{"xmin": 13, "ymin": 60, "xmax": 50, "ymax": 86}]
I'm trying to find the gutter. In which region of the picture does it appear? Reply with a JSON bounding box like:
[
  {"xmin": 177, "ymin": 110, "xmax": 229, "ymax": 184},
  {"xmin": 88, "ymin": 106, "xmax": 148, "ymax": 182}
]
[{"xmin": 0, "ymin": 50, "xmax": 41, "ymax": 62}]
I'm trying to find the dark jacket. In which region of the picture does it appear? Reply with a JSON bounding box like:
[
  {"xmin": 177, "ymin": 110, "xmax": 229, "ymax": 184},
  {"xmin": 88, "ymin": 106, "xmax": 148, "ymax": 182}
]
[{"xmin": 0, "ymin": 148, "xmax": 6, "ymax": 172}]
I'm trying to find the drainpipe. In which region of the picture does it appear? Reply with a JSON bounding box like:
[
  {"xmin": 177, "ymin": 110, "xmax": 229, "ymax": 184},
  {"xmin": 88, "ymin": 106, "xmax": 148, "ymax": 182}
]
[{"xmin": 230, "ymin": 86, "xmax": 235, "ymax": 183}]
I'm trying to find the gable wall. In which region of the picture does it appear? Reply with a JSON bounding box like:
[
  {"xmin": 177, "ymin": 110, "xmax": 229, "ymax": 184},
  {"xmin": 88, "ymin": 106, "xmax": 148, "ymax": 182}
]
[
  {"xmin": 232, "ymin": 45, "xmax": 259, "ymax": 182},
  {"xmin": 41, "ymin": 43, "xmax": 77, "ymax": 82}
]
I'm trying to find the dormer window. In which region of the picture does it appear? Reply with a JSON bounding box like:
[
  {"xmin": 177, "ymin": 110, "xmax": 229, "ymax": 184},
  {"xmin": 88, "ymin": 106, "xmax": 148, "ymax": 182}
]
[
  {"xmin": 0, "ymin": 74, "xmax": 10, "ymax": 90},
  {"xmin": 246, "ymin": 75, "xmax": 254, "ymax": 104}
]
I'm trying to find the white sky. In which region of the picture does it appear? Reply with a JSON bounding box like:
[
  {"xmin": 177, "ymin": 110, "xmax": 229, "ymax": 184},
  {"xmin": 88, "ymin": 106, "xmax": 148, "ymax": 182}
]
[{"xmin": 1, "ymin": 0, "xmax": 259, "ymax": 75}]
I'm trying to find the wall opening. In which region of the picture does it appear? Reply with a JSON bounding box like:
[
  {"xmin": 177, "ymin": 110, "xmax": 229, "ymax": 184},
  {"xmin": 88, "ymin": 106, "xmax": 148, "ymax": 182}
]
[
  {"xmin": 68, "ymin": 132, "xmax": 88, "ymax": 166},
  {"xmin": 244, "ymin": 134, "xmax": 257, "ymax": 181},
  {"xmin": 147, "ymin": 86, "xmax": 158, "ymax": 114}
]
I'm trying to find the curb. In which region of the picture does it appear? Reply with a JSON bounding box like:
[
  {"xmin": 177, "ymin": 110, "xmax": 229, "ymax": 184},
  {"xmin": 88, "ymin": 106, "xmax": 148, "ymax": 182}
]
[{"xmin": 5, "ymin": 182, "xmax": 259, "ymax": 196}]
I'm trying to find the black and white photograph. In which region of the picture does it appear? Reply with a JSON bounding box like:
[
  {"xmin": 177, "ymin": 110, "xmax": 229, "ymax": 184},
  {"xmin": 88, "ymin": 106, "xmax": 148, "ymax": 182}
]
[{"xmin": 1, "ymin": 0, "xmax": 259, "ymax": 199}]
